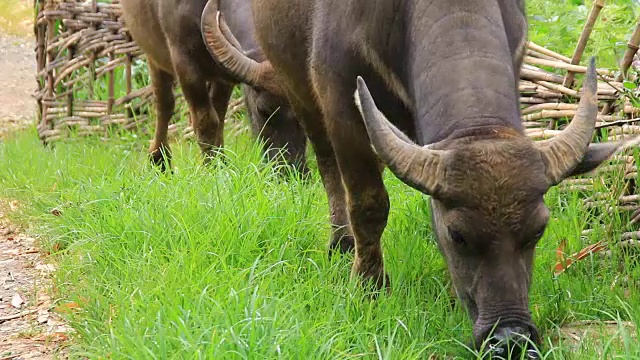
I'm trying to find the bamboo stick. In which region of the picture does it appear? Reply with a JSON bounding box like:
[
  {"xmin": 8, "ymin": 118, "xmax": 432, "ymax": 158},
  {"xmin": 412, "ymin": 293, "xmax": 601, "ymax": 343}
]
[
  {"xmin": 617, "ymin": 20, "xmax": 640, "ymax": 81},
  {"xmin": 563, "ymin": 0, "xmax": 605, "ymax": 88},
  {"xmin": 521, "ymin": 103, "xmax": 578, "ymax": 115},
  {"xmin": 524, "ymin": 56, "xmax": 613, "ymax": 76},
  {"xmin": 527, "ymin": 41, "xmax": 572, "ymax": 63}
]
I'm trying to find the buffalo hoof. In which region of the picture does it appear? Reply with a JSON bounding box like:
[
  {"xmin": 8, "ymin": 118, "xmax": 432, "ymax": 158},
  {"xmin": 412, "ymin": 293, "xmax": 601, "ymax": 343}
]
[
  {"xmin": 292, "ymin": 163, "xmax": 311, "ymax": 182},
  {"xmin": 202, "ymin": 148, "xmax": 228, "ymax": 168},
  {"xmin": 328, "ymin": 235, "xmax": 355, "ymax": 259},
  {"xmin": 274, "ymin": 161, "xmax": 310, "ymax": 181},
  {"xmin": 351, "ymin": 262, "xmax": 390, "ymax": 296},
  {"xmin": 149, "ymin": 146, "xmax": 172, "ymax": 173},
  {"xmin": 447, "ymin": 286, "xmax": 458, "ymax": 310}
]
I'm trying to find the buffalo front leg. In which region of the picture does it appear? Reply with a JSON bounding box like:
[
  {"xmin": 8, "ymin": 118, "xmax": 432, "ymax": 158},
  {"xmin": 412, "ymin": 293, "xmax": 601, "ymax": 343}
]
[
  {"xmin": 323, "ymin": 154, "xmax": 353, "ymax": 256},
  {"xmin": 339, "ymin": 143, "xmax": 389, "ymax": 291},
  {"xmin": 207, "ymin": 80, "xmax": 234, "ymax": 144},
  {"xmin": 148, "ymin": 60, "xmax": 175, "ymax": 172},
  {"xmin": 287, "ymin": 101, "xmax": 354, "ymax": 255},
  {"xmin": 319, "ymin": 88, "xmax": 390, "ymax": 291},
  {"xmin": 171, "ymin": 51, "xmax": 224, "ymax": 162}
]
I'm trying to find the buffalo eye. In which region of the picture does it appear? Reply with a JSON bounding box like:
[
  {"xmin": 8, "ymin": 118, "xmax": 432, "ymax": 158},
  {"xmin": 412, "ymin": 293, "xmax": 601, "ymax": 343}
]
[
  {"xmin": 531, "ymin": 227, "xmax": 546, "ymax": 244},
  {"xmin": 523, "ymin": 227, "xmax": 546, "ymax": 249},
  {"xmin": 448, "ymin": 227, "xmax": 465, "ymax": 245}
]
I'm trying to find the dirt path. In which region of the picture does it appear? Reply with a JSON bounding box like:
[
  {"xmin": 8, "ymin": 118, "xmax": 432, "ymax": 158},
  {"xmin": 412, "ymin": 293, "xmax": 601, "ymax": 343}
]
[
  {"xmin": 0, "ymin": 30, "xmax": 36, "ymax": 138},
  {"xmin": 1, "ymin": 15, "xmax": 70, "ymax": 359},
  {"xmin": 0, "ymin": 201, "xmax": 70, "ymax": 359}
]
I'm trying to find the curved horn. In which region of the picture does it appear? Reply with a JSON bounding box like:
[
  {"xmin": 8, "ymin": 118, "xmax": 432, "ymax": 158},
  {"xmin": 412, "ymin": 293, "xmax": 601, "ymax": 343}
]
[
  {"xmin": 354, "ymin": 76, "xmax": 449, "ymax": 197},
  {"xmin": 200, "ymin": 2, "xmax": 284, "ymax": 96},
  {"xmin": 535, "ymin": 56, "xmax": 599, "ymax": 185}
]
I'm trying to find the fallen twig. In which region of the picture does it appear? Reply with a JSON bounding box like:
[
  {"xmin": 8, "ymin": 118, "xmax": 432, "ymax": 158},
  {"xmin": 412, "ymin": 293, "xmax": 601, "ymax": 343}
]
[
  {"xmin": 0, "ymin": 354, "xmax": 22, "ymax": 360},
  {"xmin": 565, "ymin": 320, "xmax": 635, "ymax": 328},
  {"xmin": 595, "ymin": 117, "xmax": 640, "ymax": 129},
  {"xmin": 0, "ymin": 308, "xmax": 39, "ymax": 324}
]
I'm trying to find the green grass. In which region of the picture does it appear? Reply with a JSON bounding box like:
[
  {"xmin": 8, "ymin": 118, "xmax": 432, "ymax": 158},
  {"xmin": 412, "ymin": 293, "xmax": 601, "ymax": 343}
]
[
  {"xmin": 1, "ymin": 0, "xmax": 640, "ymax": 359},
  {"xmin": 526, "ymin": 0, "xmax": 640, "ymax": 69},
  {"xmin": 2, "ymin": 123, "xmax": 639, "ymax": 359}
]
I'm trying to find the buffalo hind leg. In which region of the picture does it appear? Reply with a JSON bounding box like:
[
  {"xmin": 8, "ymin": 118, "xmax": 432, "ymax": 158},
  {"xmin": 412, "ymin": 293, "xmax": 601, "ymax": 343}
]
[
  {"xmin": 148, "ymin": 60, "xmax": 175, "ymax": 172},
  {"xmin": 171, "ymin": 50, "xmax": 224, "ymax": 163}
]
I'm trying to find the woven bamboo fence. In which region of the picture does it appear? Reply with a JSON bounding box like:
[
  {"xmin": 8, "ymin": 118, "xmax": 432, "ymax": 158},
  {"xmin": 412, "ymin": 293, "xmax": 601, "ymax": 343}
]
[
  {"xmin": 517, "ymin": 0, "xmax": 640, "ymax": 249},
  {"xmin": 33, "ymin": 0, "xmax": 640, "ymax": 246},
  {"xmin": 33, "ymin": 0, "xmax": 245, "ymax": 143}
]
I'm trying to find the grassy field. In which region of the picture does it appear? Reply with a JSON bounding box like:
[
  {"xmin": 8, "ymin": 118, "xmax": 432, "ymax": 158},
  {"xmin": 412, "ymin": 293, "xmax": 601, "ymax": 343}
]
[{"xmin": 2, "ymin": 0, "xmax": 640, "ymax": 359}]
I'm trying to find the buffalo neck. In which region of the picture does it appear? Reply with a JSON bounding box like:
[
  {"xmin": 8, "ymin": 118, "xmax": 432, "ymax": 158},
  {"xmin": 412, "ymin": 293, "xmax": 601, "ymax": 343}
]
[{"xmin": 405, "ymin": 1, "xmax": 524, "ymax": 146}]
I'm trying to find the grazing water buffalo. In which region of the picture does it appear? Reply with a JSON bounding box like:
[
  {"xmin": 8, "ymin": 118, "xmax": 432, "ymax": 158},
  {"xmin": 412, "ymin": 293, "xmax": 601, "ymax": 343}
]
[
  {"xmin": 119, "ymin": 0, "xmax": 307, "ymax": 174},
  {"xmin": 202, "ymin": 0, "xmax": 636, "ymax": 355}
]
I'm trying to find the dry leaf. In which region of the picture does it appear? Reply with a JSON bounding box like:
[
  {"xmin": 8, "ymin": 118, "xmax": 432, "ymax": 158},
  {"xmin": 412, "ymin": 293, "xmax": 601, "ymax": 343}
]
[
  {"xmin": 556, "ymin": 238, "xmax": 567, "ymax": 262},
  {"xmin": 35, "ymin": 263, "xmax": 56, "ymax": 273},
  {"xmin": 554, "ymin": 238, "xmax": 568, "ymax": 274},
  {"xmin": 11, "ymin": 292, "xmax": 24, "ymax": 309},
  {"xmin": 33, "ymin": 332, "xmax": 69, "ymax": 342},
  {"xmin": 52, "ymin": 242, "xmax": 62, "ymax": 252},
  {"xmin": 37, "ymin": 294, "xmax": 52, "ymax": 304},
  {"xmin": 47, "ymin": 317, "xmax": 63, "ymax": 327},
  {"xmin": 55, "ymin": 301, "xmax": 81, "ymax": 313},
  {"xmin": 37, "ymin": 313, "xmax": 49, "ymax": 324},
  {"xmin": 574, "ymin": 241, "xmax": 608, "ymax": 261},
  {"xmin": 50, "ymin": 208, "xmax": 62, "ymax": 216},
  {"xmin": 554, "ymin": 240, "xmax": 608, "ymax": 276},
  {"xmin": 9, "ymin": 200, "xmax": 19, "ymax": 211},
  {"xmin": 50, "ymin": 332, "xmax": 69, "ymax": 342}
]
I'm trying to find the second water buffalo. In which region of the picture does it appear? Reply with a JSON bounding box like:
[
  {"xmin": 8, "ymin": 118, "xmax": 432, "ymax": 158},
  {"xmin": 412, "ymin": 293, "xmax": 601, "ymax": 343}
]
[{"xmin": 119, "ymin": 0, "xmax": 307, "ymax": 174}]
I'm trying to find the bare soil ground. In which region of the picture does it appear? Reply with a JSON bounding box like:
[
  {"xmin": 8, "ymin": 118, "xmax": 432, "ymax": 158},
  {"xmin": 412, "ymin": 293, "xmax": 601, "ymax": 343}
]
[
  {"xmin": 1, "ymin": 8, "xmax": 70, "ymax": 357},
  {"xmin": 0, "ymin": 201, "xmax": 70, "ymax": 359},
  {"xmin": 0, "ymin": 31, "xmax": 35, "ymax": 138}
]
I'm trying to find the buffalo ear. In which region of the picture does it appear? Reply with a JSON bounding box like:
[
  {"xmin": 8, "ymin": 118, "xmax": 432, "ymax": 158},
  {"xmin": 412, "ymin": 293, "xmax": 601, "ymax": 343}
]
[
  {"xmin": 566, "ymin": 141, "xmax": 640, "ymax": 178},
  {"xmin": 562, "ymin": 142, "xmax": 625, "ymax": 178},
  {"xmin": 557, "ymin": 135, "xmax": 640, "ymax": 181}
]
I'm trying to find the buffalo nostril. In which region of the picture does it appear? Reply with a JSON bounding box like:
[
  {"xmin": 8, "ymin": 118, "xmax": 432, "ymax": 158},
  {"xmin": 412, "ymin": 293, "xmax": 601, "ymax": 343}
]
[
  {"xmin": 525, "ymin": 349, "xmax": 541, "ymax": 360},
  {"xmin": 494, "ymin": 326, "xmax": 530, "ymax": 343},
  {"xmin": 487, "ymin": 326, "xmax": 540, "ymax": 359}
]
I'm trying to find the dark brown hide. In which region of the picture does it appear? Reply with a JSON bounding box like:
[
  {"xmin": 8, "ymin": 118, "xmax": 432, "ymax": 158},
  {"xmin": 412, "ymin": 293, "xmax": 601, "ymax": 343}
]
[{"xmin": 203, "ymin": 0, "xmax": 635, "ymax": 354}]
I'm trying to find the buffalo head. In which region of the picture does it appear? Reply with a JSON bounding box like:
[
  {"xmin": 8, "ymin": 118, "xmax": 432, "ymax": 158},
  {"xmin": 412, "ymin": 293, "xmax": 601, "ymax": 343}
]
[
  {"xmin": 198, "ymin": 6, "xmax": 636, "ymax": 356},
  {"xmin": 201, "ymin": 1, "xmax": 307, "ymax": 175},
  {"xmin": 354, "ymin": 57, "xmax": 633, "ymax": 354}
]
